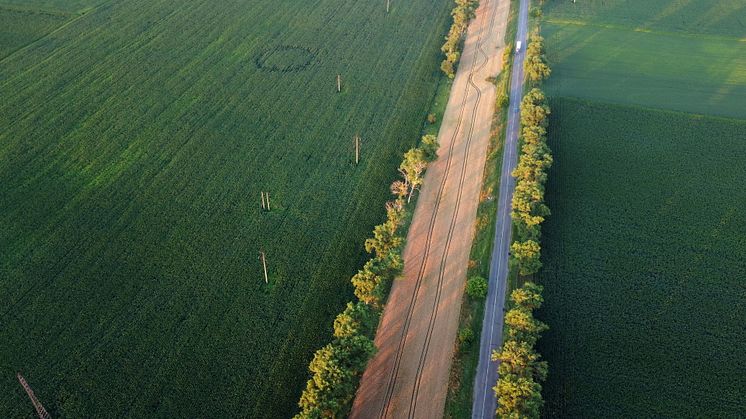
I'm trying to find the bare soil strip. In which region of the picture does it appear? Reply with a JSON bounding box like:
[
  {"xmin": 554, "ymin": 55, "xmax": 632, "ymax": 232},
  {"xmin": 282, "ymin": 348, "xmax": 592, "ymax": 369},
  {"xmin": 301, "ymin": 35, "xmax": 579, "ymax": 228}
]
[{"xmin": 350, "ymin": 0, "xmax": 510, "ymax": 417}]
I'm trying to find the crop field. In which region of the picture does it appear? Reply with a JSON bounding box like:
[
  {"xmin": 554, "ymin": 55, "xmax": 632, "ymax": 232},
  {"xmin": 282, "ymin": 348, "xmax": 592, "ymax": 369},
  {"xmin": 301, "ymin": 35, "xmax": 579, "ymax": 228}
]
[
  {"xmin": 537, "ymin": 98, "xmax": 746, "ymax": 417},
  {"xmin": 542, "ymin": 22, "xmax": 746, "ymax": 118},
  {"xmin": 542, "ymin": 0, "xmax": 746, "ymax": 36},
  {"xmin": 0, "ymin": 0, "xmax": 451, "ymax": 417},
  {"xmin": 536, "ymin": 0, "xmax": 746, "ymax": 416},
  {"xmin": 541, "ymin": 0, "xmax": 746, "ymax": 118},
  {"xmin": 0, "ymin": 7, "xmax": 68, "ymax": 59}
]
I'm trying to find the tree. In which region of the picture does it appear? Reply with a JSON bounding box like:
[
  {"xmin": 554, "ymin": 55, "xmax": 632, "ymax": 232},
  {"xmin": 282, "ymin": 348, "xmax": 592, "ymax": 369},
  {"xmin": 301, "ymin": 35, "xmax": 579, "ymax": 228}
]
[
  {"xmin": 333, "ymin": 302, "xmax": 375, "ymax": 339},
  {"xmin": 510, "ymin": 240, "xmax": 542, "ymax": 276},
  {"xmin": 493, "ymin": 340, "xmax": 547, "ymax": 381},
  {"xmin": 390, "ymin": 180, "xmax": 408, "ymax": 200},
  {"xmin": 399, "ymin": 148, "xmax": 428, "ymax": 202},
  {"xmin": 494, "ymin": 373, "xmax": 543, "ymax": 419},
  {"xmin": 466, "ymin": 275, "xmax": 488, "ymax": 299},
  {"xmin": 420, "ymin": 134, "xmax": 439, "ymax": 162},
  {"xmin": 520, "ymin": 89, "xmax": 550, "ymax": 128},
  {"xmin": 510, "ymin": 282, "xmax": 544, "ymax": 311},
  {"xmin": 524, "ymin": 33, "xmax": 551, "ymax": 83},
  {"xmin": 504, "ymin": 307, "xmax": 548, "ymax": 345},
  {"xmin": 296, "ymin": 335, "xmax": 376, "ymax": 419}
]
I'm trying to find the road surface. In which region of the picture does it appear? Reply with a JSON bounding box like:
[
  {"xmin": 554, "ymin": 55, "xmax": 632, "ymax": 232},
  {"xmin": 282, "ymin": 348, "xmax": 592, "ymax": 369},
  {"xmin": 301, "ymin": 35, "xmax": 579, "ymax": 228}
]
[
  {"xmin": 471, "ymin": 0, "xmax": 529, "ymax": 417},
  {"xmin": 349, "ymin": 0, "xmax": 510, "ymax": 417}
]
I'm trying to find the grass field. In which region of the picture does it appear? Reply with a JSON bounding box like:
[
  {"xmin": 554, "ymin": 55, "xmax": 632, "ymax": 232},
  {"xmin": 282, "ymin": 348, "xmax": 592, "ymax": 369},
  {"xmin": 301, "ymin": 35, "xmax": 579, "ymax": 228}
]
[
  {"xmin": 0, "ymin": 0, "xmax": 451, "ymax": 417},
  {"xmin": 543, "ymin": 22, "xmax": 746, "ymax": 118},
  {"xmin": 542, "ymin": 0, "xmax": 746, "ymax": 36},
  {"xmin": 538, "ymin": 98, "xmax": 746, "ymax": 417}
]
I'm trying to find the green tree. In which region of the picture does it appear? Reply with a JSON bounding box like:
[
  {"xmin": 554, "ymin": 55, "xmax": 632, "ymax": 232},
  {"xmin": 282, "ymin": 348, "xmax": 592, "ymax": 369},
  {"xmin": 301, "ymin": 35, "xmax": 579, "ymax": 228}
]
[
  {"xmin": 494, "ymin": 373, "xmax": 543, "ymax": 419},
  {"xmin": 399, "ymin": 148, "xmax": 428, "ymax": 202},
  {"xmin": 466, "ymin": 275, "xmax": 488, "ymax": 299},
  {"xmin": 420, "ymin": 134, "xmax": 440, "ymax": 162},
  {"xmin": 520, "ymin": 89, "xmax": 550, "ymax": 128},
  {"xmin": 296, "ymin": 335, "xmax": 376, "ymax": 419},
  {"xmin": 510, "ymin": 240, "xmax": 542, "ymax": 276},
  {"xmin": 504, "ymin": 307, "xmax": 548, "ymax": 345},
  {"xmin": 493, "ymin": 340, "xmax": 547, "ymax": 381},
  {"xmin": 510, "ymin": 282, "xmax": 544, "ymax": 310},
  {"xmin": 333, "ymin": 302, "xmax": 375, "ymax": 339}
]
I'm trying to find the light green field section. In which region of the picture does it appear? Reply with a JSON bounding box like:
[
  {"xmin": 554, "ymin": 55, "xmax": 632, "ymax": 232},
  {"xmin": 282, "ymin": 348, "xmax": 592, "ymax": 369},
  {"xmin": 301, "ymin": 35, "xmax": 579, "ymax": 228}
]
[
  {"xmin": 543, "ymin": 21, "xmax": 746, "ymax": 118},
  {"xmin": 542, "ymin": 0, "xmax": 746, "ymax": 37}
]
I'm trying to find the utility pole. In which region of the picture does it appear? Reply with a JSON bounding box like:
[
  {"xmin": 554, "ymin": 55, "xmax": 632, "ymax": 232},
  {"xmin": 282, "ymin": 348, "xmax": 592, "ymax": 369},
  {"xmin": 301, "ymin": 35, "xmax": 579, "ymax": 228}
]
[
  {"xmin": 386, "ymin": 0, "xmax": 390, "ymax": 13},
  {"xmin": 354, "ymin": 135, "xmax": 360, "ymax": 165},
  {"xmin": 337, "ymin": 74, "xmax": 341, "ymax": 93},
  {"xmin": 266, "ymin": 192, "xmax": 271, "ymax": 211},
  {"xmin": 259, "ymin": 251, "xmax": 269, "ymax": 284},
  {"xmin": 17, "ymin": 373, "xmax": 51, "ymax": 419},
  {"xmin": 261, "ymin": 191, "xmax": 266, "ymax": 211}
]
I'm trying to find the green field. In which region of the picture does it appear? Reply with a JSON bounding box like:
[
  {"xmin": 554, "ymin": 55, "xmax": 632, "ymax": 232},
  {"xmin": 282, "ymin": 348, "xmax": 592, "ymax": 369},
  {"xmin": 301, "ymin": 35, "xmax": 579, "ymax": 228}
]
[
  {"xmin": 537, "ymin": 98, "xmax": 746, "ymax": 417},
  {"xmin": 542, "ymin": 0, "xmax": 746, "ymax": 118},
  {"xmin": 542, "ymin": 0, "xmax": 746, "ymax": 36},
  {"xmin": 536, "ymin": 0, "xmax": 746, "ymax": 416},
  {"xmin": 543, "ymin": 22, "xmax": 746, "ymax": 118},
  {"xmin": 0, "ymin": 0, "xmax": 451, "ymax": 417},
  {"xmin": 0, "ymin": 7, "xmax": 69, "ymax": 59}
]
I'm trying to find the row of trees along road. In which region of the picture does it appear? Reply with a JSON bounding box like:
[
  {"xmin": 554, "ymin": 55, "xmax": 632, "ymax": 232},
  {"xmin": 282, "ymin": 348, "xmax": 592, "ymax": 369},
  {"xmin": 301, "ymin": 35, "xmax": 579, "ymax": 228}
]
[
  {"xmin": 440, "ymin": 0, "xmax": 479, "ymax": 78},
  {"xmin": 493, "ymin": 283, "xmax": 548, "ymax": 418},
  {"xmin": 295, "ymin": 135, "xmax": 439, "ymax": 419},
  {"xmin": 494, "ymin": 20, "xmax": 554, "ymax": 418}
]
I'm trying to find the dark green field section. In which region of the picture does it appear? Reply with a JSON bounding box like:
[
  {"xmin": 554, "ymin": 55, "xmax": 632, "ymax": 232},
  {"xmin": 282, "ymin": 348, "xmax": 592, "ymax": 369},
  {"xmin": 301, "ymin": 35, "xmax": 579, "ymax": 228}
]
[
  {"xmin": 537, "ymin": 98, "xmax": 746, "ymax": 417},
  {"xmin": 0, "ymin": 0, "xmax": 100, "ymax": 14},
  {"xmin": 0, "ymin": 0, "xmax": 450, "ymax": 417},
  {"xmin": 0, "ymin": 7, "xmax": 70, "ymax": 59},
  {"xmin": 542, "ymin": 0, "xmax": 746, "ymax": 36},
  {"xmin": 543, "ymin": 22, "xmax": 746, "ymax": 118}
]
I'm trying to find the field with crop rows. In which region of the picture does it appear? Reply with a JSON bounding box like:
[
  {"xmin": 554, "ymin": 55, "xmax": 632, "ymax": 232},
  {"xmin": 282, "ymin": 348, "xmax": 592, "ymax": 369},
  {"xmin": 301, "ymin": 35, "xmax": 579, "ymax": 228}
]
[
  {"xmin": 536, "ymin": 0, "xmax": 746, "ymax": 416},
  {"xmin": 537, "ymin": 98, "xmax": 746, "ymax": 417},
  {"xmin": 0, "ymin": 0, "xmax": 451, "ymax": 417},
  {"xmin": 542, "ymin": 0, "xmax": 746, "ymax": 118}
]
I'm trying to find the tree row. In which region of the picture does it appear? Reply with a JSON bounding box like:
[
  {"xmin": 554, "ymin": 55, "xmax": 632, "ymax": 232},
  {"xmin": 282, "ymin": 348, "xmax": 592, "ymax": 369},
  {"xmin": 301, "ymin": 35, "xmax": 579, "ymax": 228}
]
[
  {"xmin": 294, "ymin": 135, "xmax": 439, "ymax": 418},
  {"xmin": 510, "ymin": 87, "xmax": 552, "ymax": 276},
  {"xmin": 493, "ymin": 282, "xmax": 548, "ymax": 418},
  {"xmin": 440, "ymin": 0, "xmax": 479, "ymax": 78}
]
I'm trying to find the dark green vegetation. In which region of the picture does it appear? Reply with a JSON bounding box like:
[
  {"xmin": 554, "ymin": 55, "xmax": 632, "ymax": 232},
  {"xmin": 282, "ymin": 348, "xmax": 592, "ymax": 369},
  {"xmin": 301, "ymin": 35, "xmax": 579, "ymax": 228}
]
[
  {"xmin": 0, "ymin": 0, "xmax": 452, "ymax": 417},
  {"xmin": 542, "ymin": 1, "xmax": 746, "ymax": 118},
  {"xmin": 538, "ymin": 98, "xmax": 746, "ymax": 417},
  {"xmin": 538, "ymin": 1, "xmax": 746, "ymax": 416}
]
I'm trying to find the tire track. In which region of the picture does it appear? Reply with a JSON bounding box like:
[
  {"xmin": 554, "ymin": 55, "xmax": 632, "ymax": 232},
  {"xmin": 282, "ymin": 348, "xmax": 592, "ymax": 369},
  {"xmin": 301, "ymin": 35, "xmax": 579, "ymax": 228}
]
[
  {"xmin": 407, "ymin": 0, "xmax": 500, "ymax": 415},
  {"xmin": 378, "ymin": 0, "xmax": 500, "ymax": 416}
]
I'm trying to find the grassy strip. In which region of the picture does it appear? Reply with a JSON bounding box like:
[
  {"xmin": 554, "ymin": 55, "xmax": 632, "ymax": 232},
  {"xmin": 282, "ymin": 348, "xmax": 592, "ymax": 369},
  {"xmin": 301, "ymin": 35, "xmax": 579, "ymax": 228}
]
[{"xmin": 443, "ymin": 0, "xmax": 519, "ymax": 417}]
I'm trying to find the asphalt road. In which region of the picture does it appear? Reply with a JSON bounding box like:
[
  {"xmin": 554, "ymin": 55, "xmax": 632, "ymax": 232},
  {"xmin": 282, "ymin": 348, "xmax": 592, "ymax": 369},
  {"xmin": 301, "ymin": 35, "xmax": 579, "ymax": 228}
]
[{"xmin": 471, "ymin": 0, "xmax": 529, "ymax": 417}]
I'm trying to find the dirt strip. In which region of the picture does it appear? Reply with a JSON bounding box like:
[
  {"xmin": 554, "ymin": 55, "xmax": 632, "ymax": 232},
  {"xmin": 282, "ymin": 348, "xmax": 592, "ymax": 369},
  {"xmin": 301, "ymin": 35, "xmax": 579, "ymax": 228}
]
[{"xmin": 350, "ymin": 0, "xmax": 510, "ymax": 417}]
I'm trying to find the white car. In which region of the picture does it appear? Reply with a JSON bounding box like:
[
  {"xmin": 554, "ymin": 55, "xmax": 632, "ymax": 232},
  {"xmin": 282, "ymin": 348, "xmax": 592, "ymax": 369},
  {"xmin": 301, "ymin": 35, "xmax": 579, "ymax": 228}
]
[{"xmin": 516, "ymin": 41, "xmax": 522, "ymax": 52}]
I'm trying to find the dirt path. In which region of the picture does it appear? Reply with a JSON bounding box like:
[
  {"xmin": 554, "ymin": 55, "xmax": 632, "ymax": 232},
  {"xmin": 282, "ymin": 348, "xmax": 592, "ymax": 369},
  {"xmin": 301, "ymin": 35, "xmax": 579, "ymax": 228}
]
[{"xmin": 350, "ymin": 0, "xmax": 510, "ymax": 417}]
